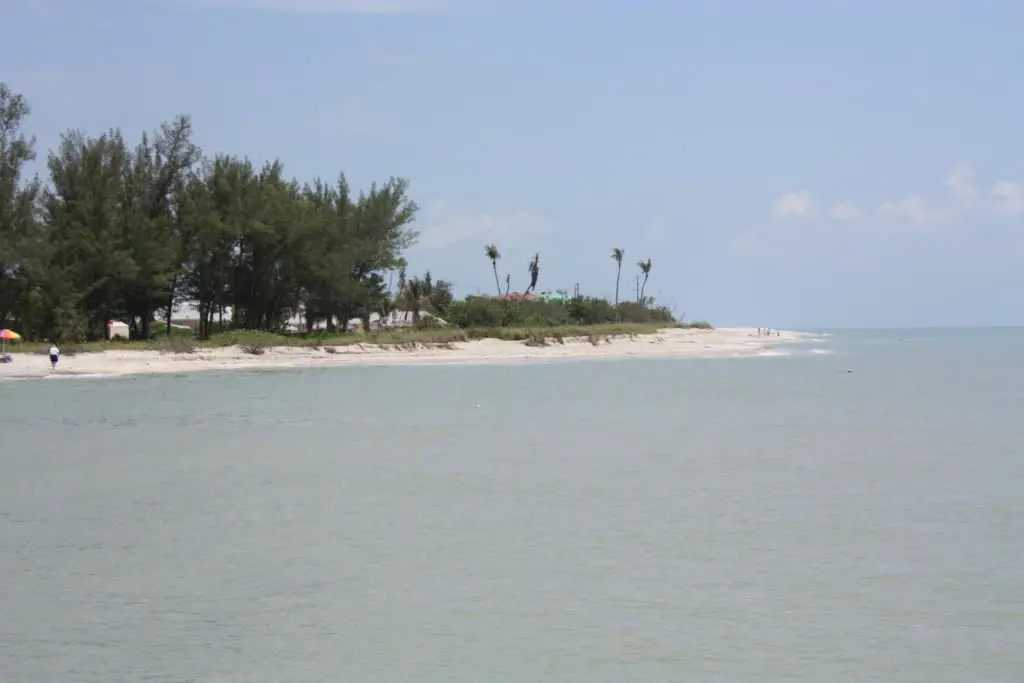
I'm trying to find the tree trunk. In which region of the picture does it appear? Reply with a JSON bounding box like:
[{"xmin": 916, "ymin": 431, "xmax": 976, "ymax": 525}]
[
  {"xmin": 165, "ymin": 294, "xmax": 174, "ymax": 336},
  {"xmin": 199, "ymin": 301, "xmax": 209, "ymax": 339},
  {"xmin": 614, "ymin": 265, "xmax": 621, "ymax": 306},
  {"xmin": 492, "ymin": 262, "xmax": 501, "ymax": 296},
  {"xmin": 166, "ymin": 277, "xmax": 177, "ymax": 335}
]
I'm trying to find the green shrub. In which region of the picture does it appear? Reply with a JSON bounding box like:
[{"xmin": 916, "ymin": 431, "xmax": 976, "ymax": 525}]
[
  {"xmin": 207, "ymin": 330, "xmax": 286, "ymax": 348},
  {"xmin": 415, "ymin": 315, "xmax": 443, "ymax": 329},
  {"xmin": 149, "ymin": 325, "xmax": 195, "ymax": 339},
  {"xmin": 567, "ymin": 297, "xmax": 617, "ymax": 325},
  {"xmin": 615, "ymin": 301, "xmax": 676, "ymax": 324},
  {"xmin": 444, "ymin": 295, "xmax": 672, "ymax": 329}
]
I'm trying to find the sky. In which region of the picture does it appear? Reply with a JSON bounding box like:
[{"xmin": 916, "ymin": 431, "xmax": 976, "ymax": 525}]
[{"xmin": 4, "ymin": 0, "xmax": 1023, "ymax": 328}]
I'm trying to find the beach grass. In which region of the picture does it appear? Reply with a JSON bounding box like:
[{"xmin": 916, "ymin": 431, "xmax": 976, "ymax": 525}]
[{"xmin": 10, "ymin": 321, "xmax": 712, "ymax": 355}]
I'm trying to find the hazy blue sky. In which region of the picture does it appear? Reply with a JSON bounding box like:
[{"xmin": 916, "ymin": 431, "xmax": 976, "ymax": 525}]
[{"xmin": 4, "ymin": 0, "xmax": 1023, "ymax": 327}]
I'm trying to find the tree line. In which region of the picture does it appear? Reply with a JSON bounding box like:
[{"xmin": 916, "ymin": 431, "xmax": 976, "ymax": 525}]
[
  {"xmin": 1, "ymin": 82, "xmax": 676, "ymax": 343},
  {"xmin": 483, "ymin": 244, "xmax": 654, "ymax": 305},
  {"xmin": 0, "ymin": 82, "xmax": 423, "ymax": 342}
]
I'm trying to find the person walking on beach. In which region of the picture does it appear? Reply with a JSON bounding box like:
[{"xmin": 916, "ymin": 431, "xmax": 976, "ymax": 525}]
[{"xmin": 48, "ymin": 343, "xmax": 60, "ymax": 370}]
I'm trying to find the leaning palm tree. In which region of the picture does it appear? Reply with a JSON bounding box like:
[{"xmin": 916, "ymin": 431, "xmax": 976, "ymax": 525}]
[
  {"xmin": 403, "ymin": 277, "xmax": 425, "ymax": 325},
  {"xmin": 611, "ymin": 248, "xmax": 625, "ymax": 306},
  {"xmin": 637, "ymin": 258, "xmax": 652, "ymax": 303},
  {"xmin": 526, "ymin": 253, "xmax": 540, "ymax": 295},
  {"xmin": 485, "ymin": 244, "xmax": 501, "ymax": 295}
]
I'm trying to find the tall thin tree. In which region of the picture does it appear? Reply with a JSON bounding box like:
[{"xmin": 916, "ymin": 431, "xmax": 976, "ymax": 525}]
[
  {"xmin": 0, "ymin": 82, "xmax": 42, "ymax": 329},
  {"xmin": 526, "ymin": 253, "xmax": 539, "ymax": 296},
  {"xmin": 402, "ymin": 277, "xmax": 424, "ymax": 324},
  {"xmin": 485, "ymin": 244, "xmax": 501, "ymax": 296},
  {"xmin": 611, "ymin": 248, "xmax": 624, "ymax": 307},
  {"xmin": 637, "ymin": 258, "xmax": 651, "ymax": 303}
]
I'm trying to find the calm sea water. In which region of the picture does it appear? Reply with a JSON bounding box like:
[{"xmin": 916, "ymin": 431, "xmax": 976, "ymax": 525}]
[{"xmin": 2, "ymin": 329, "xmax": 1023, "ymax": 682}]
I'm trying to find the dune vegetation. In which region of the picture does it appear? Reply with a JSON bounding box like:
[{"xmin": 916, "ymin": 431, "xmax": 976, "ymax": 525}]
[{"xmin": 1, "ymin": 82, "xmax": 708, "ymax": 354}]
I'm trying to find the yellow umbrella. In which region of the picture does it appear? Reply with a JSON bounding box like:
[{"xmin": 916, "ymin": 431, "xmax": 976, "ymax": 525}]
[{"xmin": 0, "ymin": 328, "xmax": 21, "ymax": 353}]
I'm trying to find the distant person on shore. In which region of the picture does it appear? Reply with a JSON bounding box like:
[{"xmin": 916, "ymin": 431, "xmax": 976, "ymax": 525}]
[{"xmin": 48, "ymin": 343, "xmax": 60, "ymax": 370}]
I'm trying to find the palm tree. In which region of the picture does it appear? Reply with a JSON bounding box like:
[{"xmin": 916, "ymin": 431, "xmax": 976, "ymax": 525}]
[
  {"xmin": 403, "ymin": 277, "xmax": 425, "ymax": 325},
  {"xmin": 611, "ymin": 248, "xmax": 624, "ymax": 306},
  {"xmin": 637, "ymin": 258, "xmax": 651, "ymax": 303},
  {"xmin": 526, "ymin": 253, "xmax": 539, "ymax": 295},
  {"xmin": 485, "ymin": 244, "xmax": 501, "ymax": 295},
  {"xmin": 391, "ymin": 257, "xmax": 408, "ymax": 310}
]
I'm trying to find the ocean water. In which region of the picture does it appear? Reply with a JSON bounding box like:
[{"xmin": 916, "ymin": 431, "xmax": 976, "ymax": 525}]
[{"xmin": 1, "ymin": 329, "xmax": 1023, "ymax": 682}]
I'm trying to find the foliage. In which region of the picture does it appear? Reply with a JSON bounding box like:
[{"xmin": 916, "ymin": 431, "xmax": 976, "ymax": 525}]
[
  {"xmin": 527, "ymin": 253, "xmax": 539, "ymax": 293},
  {"xmin": 1, "ymin": 82, "xmax": 698, "ymax": 345},
  {"xmin": 205, "ymin": 330, "xmax": 282, "ymax": 348},
  {"xmin": 0, "ymin": 83, "xmax": 43, "ymax": 332},
  {"xmin": 637, "ymin": 258, "xmax": 652, "ymax": 302},
  {"xmin": 13, "ymin": 321, "xmax": 710, "ymax": 356},
  {"xmin": 484, "ymin": 243, "xmax": 501, "ymax": 295},
  {"xmin": 611, "ymin": 247, "xmax": 624, "ymax": 307},
  {"xmin": 0, "ymin": 83, "xmax": 417, "ymax": 343},
  {"xmin": 395, "ymin": 270, "xmax": 453, "ymax": 324},
  {"xmin": 150, "ymin": 325, "xmax": 195, "ymax": 339},
  {"xmin": 446, "ymin": 295, "xmax": 675, "ymax": 328},
  {"xmin": 421, "ymin": 271, "xmax": 453, "ymax": 318}
]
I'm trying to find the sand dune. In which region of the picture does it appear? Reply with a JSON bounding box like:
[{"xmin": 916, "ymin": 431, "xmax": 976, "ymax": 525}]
[{"xmin": 0, "ymin": 327, "xmax": 811, "ymax": 380}]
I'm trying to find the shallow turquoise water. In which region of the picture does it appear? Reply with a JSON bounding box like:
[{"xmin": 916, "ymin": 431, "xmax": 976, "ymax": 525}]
[{"xmin": 2, "ymin": 329, "xmax": 1023, "ymax": 681}]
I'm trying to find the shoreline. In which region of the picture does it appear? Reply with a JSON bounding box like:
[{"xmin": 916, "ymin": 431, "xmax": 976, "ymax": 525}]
[{"xmin": 0, "ymin": 327, "xmax": 815, "ymax": 382}]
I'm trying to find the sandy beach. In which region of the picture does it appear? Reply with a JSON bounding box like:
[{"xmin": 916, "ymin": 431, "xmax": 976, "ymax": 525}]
[{"xmin": 0, "ymin": 327, "xmax": 812, "ymax": 381}]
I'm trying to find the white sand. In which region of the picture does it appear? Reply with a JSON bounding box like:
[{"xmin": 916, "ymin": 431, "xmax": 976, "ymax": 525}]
[{"xmin": 0, "ymin": 327, "xmax": 812, "ymax": 381}]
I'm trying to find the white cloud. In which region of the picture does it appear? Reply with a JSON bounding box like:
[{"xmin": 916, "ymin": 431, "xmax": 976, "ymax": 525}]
[
  {"xmin": 413, "ymin": 202, "xmax": 553, "ymax": 250},
  {"xmin": 771, "ymin": 190, "xmax": 816, "ymax": 219},
  {"xmin": 763, "ymin": 164, "xmax": 1022, "ymax": 238},
  {"xmin": 878, "ymin": 195, "xmax": 952, "ymax": 227},
  {"xmin": 945, "ymin": 163, "xmax": 978, "ymax": 203},
  {"xmin": 878, "ymin": 164, "xmax": 1021, "ymax": 226},
  {"xmin": 828, "ymin": 202, "xmax": 861, "ymax": 220},
  {"xmin": 187, "ymin": 0, "xmax": 451, "ymax": 11},
  {"xmin": 990, "ymin": 181, "xmax": 1024, "ymax": 218}
]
